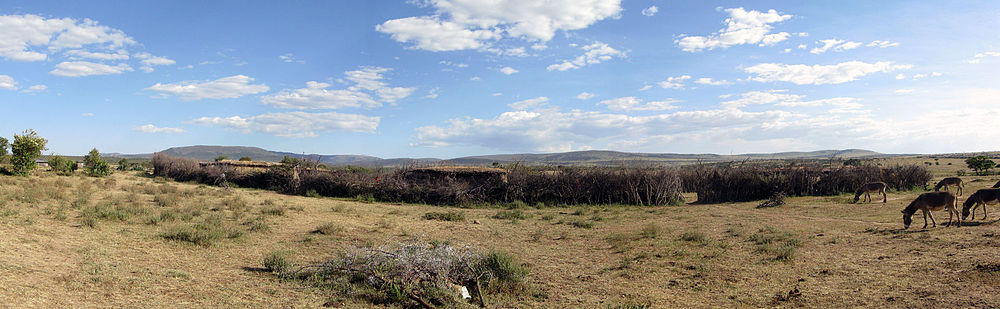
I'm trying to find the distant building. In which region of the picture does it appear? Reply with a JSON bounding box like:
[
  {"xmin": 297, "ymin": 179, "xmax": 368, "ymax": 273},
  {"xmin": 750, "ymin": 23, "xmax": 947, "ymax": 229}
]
[{"xmin": 35, "ymin": 160, "xmax": 49, "ymax": 168}]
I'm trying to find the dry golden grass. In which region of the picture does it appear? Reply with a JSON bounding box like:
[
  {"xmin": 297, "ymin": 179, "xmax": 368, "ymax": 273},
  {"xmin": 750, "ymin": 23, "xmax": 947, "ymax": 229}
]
[{"xmin": 2, "ymin": 171, "xmax": 1000, "ymax": 307}]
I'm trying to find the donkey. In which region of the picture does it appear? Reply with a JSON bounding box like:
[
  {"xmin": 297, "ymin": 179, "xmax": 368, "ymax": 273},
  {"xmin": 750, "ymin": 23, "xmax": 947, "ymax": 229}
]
[
  {"xmin": 934, "ymin": 177, "xmax": 964, "ymax": 196},
  {"xmin": 962, "ymin": 188, "xmax": 1000, "ymax": 221},
  {"xmin": 902, "ymin": 191, "xmax": 960, "ymax": 229},
  {"xmin": 992, "ymin": 180, "xmax": 1000, "ymax": 188},
  {"xmin": 853, "ymin": 182, "xmax": 887, "ymax": 203}
]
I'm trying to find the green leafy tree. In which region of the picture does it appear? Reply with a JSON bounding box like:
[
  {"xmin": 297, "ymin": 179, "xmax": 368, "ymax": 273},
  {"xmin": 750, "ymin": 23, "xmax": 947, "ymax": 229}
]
[
  {"xmin": 49, "ymin": 156, "xmax": 77, "ymax": 176},
  {"xmin": 0, "ymin": 136, "xmax": 8, "ymax": 163},
  {"xmin": 10, "ymin": 129, "xmax": 47, "ymax": 176},
  {"xmin": 84, "ymin": 148, "xmax": 112, "ymax": 177},
  {"xmin": 966, "ymin": 156, "xmax": 997, "ymax": 175},
  {"xmin": 215, "ymin": 155, "xmax": 228, "ymax": 162},
  {"xmin": 842, "ymin": 158, "xmax": 862, "ymax": 167},
  {"xmin": 238, "ymin": 156, "xmax": 252, "ymax": 161},
  {"xmin": 117, "ymin": 158, "xmax": 129, "ymax": 171}
]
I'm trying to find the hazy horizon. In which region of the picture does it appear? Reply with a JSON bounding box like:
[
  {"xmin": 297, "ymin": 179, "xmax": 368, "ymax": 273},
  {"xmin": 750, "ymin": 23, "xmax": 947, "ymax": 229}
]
[{"xmin": 3, "ymin": 1, "xmax": 999, "ymax": 158}]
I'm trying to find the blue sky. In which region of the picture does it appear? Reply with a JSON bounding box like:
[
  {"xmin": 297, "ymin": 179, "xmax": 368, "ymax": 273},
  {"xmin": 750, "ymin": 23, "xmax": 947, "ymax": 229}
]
[{"xmin": 1, "ymin": 1, "xmax": 999, "ymax": 158}]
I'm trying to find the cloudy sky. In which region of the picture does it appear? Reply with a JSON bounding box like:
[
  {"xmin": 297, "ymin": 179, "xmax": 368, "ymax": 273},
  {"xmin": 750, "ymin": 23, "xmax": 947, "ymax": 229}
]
[{"xmin": 1, "ymin": 1, "xmax": 999, "ymax": 158}]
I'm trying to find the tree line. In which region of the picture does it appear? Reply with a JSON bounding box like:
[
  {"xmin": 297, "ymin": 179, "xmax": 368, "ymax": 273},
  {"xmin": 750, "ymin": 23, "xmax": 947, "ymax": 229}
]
[{"xmin": 0, "ymin": 129, "xmax": 113, "ymax": 177}]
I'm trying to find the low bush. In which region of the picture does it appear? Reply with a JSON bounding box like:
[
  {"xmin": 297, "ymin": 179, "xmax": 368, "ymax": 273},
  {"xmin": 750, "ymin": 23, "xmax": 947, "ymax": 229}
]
[
  {"xmin": 280, "ymin": 242, "xmax": 530, "ymax": 308},
  {"xmin": 423, "ymin": 211, "xmax": 466, "ymax": 222}
]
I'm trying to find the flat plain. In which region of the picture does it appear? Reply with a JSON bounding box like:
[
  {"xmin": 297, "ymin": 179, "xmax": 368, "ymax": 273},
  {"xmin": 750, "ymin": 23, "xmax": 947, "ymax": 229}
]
[{"xmin": 2, "ymin": 165, "xmax": 1000, "ymax": 308}]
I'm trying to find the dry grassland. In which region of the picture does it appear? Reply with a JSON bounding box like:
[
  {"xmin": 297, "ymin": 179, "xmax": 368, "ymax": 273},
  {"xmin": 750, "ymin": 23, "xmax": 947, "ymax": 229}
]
[{"xmin": 3, "ymin": 170, "xmax": 1000, "ymax": 308}]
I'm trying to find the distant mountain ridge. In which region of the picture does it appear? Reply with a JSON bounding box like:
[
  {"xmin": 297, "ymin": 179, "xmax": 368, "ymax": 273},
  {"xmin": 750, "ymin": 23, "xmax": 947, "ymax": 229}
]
[{"xmin": 133, "ymin": 145, "xmax": 889, "ymax": 167}]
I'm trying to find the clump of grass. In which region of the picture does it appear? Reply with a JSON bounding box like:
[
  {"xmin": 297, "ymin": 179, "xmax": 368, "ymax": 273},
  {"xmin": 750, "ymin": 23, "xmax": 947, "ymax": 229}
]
[
  {"xmin": 493, "ymin": 209, "xmax": 530, "ymax": 220},
  {"xmin": 160, "ymin": 215, "xmax": 244, "ymax": 246},
  {"xmin": 82, "ymin": 201, "xmax": 149, "ymax": 222},
  {"xmin": 639, "ymin": 223, "xmax": 661, "ymax": 239},
  {"xmin": 680, "ymin": 231, "xmax": 709, "ymax": 244},
  {"xmin": 568, "ymin": 220, "xmax": 595, "ymax": 229},
  {"xmin": 540, "ymin": 213, "xmax": 555, "ymax": 221},
  {"xmin": 313, "ymin": 222, "xmax": 344, "ymax": 235},
  {"xmin": 263, "ymin": 251, "xmax": 294, "ymax": 274},
  {"xmin": 748, "ymin": 227, "xmax": 801, "ymax": 261},
  {"xmin": 153, "ymin": 193, "xmax": 180, "ymax": 207},
  {"xmin": 245, "ymin": 216, "xmax": 270, "ymax": 233},
  {"xmin": 260, "ymin": 205, "xmax": 285, "ymax": 216},
  {"xmin": 423, "ymin": 211, "xmax": 466, "ymax": 222},
  {"xmin": 353, "ymin": 193, "xmax": 376, "ymax": 203}
]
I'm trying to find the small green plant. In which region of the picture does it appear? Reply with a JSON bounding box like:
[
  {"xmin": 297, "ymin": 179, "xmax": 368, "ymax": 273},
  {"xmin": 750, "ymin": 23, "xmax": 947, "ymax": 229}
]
[
  {"xmin": 260, "ymin": 205, "xmax": 285, "ymax": 216},
  {"xmin": 313, "ymin": 222, "xmax": 343, "ymax": 235},
  {"xmin": 680, "ymin": 231, "xmax": 709, "ymax": 243},
  {"xmin": 10, "ymin": 129, "xmax": 47, "ymax": 176},
  {"xmin": 639, "ymin": 223, "xmax": 661, "ymax": 239},
  {"xmin": 423, "ymin": 211, "xmax": 466, "ymax": 222},
  {"xmin": 354, "ymin": 193, "xmax": 376, "ymax": 203},
  {"xmin": 568, "ymin": 220, "xmax": 594, "ymax": 229},
  {"xmin": 263, "ymin": 251, "xmax": 293, "ymax": 274}
]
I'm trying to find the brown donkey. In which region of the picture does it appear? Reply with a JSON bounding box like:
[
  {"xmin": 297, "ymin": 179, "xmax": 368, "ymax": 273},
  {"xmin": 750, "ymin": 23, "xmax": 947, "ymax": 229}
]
[
  {"xmin": 853, "ymin": 182, "xmax": 887, "ymax": 203},
  {"xmin": 934, "ymin": 177, "xmax": 964, "ymax": 196},
  {"xmin": 902, "ymin": 191, "xmax": 960, "ymax": 229},
  {"xmin": 993, "ymin": 180, "xmax": 1000, "ymax": 188},
  {"xmin": 962, "ymin": 188, "xmax": 1000, "ymax": 221}
]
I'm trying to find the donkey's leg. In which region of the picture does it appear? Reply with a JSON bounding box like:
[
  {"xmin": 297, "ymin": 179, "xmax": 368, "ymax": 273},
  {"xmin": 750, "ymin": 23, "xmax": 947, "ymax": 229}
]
[
  {"xmin": 928, "ymin": 210, "xmax": 937, "ymax": 228},
  {"xmin": 881, "ymin": 190, "xmax": 887, "ymax": 204},
  {"xmin": 922, "ymin": 209, "xmax": 929, "ymax": 229}
]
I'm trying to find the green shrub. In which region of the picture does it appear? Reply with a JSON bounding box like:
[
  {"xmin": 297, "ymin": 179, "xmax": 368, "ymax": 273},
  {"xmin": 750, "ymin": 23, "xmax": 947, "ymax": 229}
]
[
  {"xmin": 680, "ymin": 231, "xmax": 708, "ymax": 243},
  {"xmin": 10, "ymin": 129, "xmax": 47, "ymax": 176},
  {"xmin": 568, "ymin": 220, "xmax": 594, "ymax": 229},
  {"xmin": 84, "ymin": 148, "xmax": 111, "ymax": 177},
  {"xmin": 422, "ymin": 211, "xmax": 466, "ymax": 222},
  {"xmin": 263, "ymin": 251, "xmax": 293, "ymax": 274},
  {"xmin": 313, "ymin": 222, "xmax": 343, "ymax": 235},
  {"xmin": 160, "ymin": 215, "xmax": 243, "ymax": 246}
]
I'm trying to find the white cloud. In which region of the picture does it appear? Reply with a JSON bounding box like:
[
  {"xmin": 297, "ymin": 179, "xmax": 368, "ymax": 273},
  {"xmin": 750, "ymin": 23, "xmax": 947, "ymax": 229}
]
[
  {"xmin": 894, "ymin": 89, "xmax": 913, "ymax": 94},
  {"xmin": 895, "ymin": 74, "xmax": 905, "ymax": 80},
  {"xmin": 146, "ymin": 75, "xmax": 269, "ymax": 100},
  {"xmin": 658, "ymin": 75, "xmax": 692, "ymax": 89},
  {"xmin": 531, "ymin": 43, "xmax": 548, "ymax": 50},
  {"xmin": 262, "ymin": 81, "xmax": 377, "ymax": 109},
  {"xmin": 189, "ymin": 111, "xmax": 380, "ymax": 137},
  {"xmin": 133, "ymin": 124, "xmax": 185, "ymax": 134},
  {"xmin": 599, "ymin": 97, "xmax": 680, "ymax": 111},
  {"xmin": 0, "ymin": 75, "xmax": 16, "ymax": 90},
  {"xmin": 694, "ymin": 77, "xmax": 732, "ymax": 86},
  {"xmin": 376, "ymin": 0, "xmax": 622, "ymax": 52},
  {"xmin": 81, "ymin": 113, "xmax": 94, "ymax": 117},
  {"xmin": 0, "ymin": 14, "xmax": 135, "ymax": 62},
  {"xmin": 576, "ymin": 92, "xmax": 595, "ymax": 100},
  {"xmin": 969, "ymin": 51, "xmax": 1000, "ymax": 64},
  {"xmin": 638, "ymin": 85, "xmax": 653, "ymax": 91},
  {"xmin": 867, "ymin": 40, "xmax": 899, "ymax": 48},
  {"xmin": 470, "ymin": 76, "xmax": 481, "ymax": 81},
  {"xmin": 65, "ymin": 49, "xmax": 129, "ymax": 60},
  {"xmin": 50, "ymin": 61, "xmax": 133, "ymax": 77},
  {"xmin": 22, "ymin": 84, "xmax": 47, "ymax": 93},
  {"xmin": 499, "ymin": 66, "xmax": 518, "ymax": 75},
  {"xmin": 136, "ymin": 52, "xmax": 175, "ymax": 72},
  {"xmin": 810, "ymin": 39, "xmax": 861, "ymax": 54},
  {"xmin": 546, "ymin": 41, "xmax": 626, "ymax": 71},
  {"xmin": 641, "ymin": 6, "xmax": 659, "ymax": 17},
  {"xmin": 746, "ymin": 61, "xmax": 911, "ymax": 85},
  {"xmin": 439, "ymin": 60, "xmax": 468, "ymax": 68},
  {"xmin": 414, "ymin": 107, "xmax": 797, "ymax": 152},
  {"xmin": 508, "ymin": 96, "xmax": 549, "ymax": 110},
  {"xmin": 263, "ymin": 66, "xmax": 414, "ymax": 109},
  {"xmin": 492, "ymin": 92, "xmax": 503, "ymax": 96},
  {"xmin": 279, "ymin": 53, "xmax": 305, "ymax": 64},
  {"xmin": 423, "ymin": 87, "xmax": 440, "ymax": 99},
  {"xmin": 676, "ymin": 7, "xmax": 792, "ymax": 52},
  {"xmin": 720, "ymin": 90, "xmax": 861, "ymax": 112}
]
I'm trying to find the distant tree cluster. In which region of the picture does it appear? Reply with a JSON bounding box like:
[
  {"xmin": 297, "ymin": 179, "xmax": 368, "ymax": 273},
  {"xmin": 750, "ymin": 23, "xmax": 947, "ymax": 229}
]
[
  {"xmin": 9, "ymin": 129, "xmax": 48, "ymax": 176},
  {"xmin": 49, "ymin": 156, "xmax": 78, "ymax": 176},
  {"xmin": 84, "ymin": 148, "xmax": 111, "ymax": 177},
  {"xmin": 966, "ymin": 156, "xmax": 997, "ymax": 175}
]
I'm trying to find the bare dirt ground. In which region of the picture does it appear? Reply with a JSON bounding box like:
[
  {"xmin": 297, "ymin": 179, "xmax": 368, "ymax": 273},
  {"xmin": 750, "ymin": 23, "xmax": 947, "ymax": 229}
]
[{"xmin": 3, "ymin": 170, "xmax": 1000, "ymax": 308}]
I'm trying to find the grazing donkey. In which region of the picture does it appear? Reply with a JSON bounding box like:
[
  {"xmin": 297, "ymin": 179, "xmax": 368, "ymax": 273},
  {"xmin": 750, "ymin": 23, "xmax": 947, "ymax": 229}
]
[
  {"xmin": 992, "ymin": 180, "xmax": 1000, "ymax": 188},
  {"xmin": 902, "ymin": 191, "xmax": 960, "ymax": 229},
  {"xmin": 854, "ymin": 182, "xmax": 887, "ymax": 203},
  {"xmin": 933, "ymin": 177, "xmax": 964, "ymax": 196},
  {"xmin": 962, "ymin": 188, "xmax": 1000, "ymax": 221}
]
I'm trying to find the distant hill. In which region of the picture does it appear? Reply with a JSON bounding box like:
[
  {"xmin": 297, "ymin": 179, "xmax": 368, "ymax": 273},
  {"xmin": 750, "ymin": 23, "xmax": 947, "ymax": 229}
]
[
  {"xmin": 444, "ymin": 149, "xmax": 886, "ymax": 166},
  {"xmin": 129, "ymin": 146, "xmax": 892, "ymax": 167}
]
